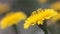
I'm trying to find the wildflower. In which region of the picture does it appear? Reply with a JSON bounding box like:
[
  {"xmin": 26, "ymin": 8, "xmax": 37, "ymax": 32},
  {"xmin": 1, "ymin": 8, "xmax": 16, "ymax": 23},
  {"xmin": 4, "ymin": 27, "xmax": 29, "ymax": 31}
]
[
  {"xmin": 0, "ymin": 2, "xmax": 10, "ymax": 14},
  {"xmin": 38, "ymin": 0, "xmax": 48, "ymax": 4},
  {"xmin": 24, "ymin": 8, "xmax": 57, "ymax": 29},
  {"xmin": 50, "ymin": 1, "xmax": 60, "ymax": 10},
  {"xmin": 1, "ymin": 11, "xmax": 26, "ymax": 29}
]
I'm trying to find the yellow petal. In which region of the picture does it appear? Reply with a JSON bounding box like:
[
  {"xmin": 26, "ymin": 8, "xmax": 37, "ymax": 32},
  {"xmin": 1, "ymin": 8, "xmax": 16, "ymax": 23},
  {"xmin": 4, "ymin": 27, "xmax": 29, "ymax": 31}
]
[{"xmin": 38, "ymin": 21, "xmax": 43, "ymax": 25}]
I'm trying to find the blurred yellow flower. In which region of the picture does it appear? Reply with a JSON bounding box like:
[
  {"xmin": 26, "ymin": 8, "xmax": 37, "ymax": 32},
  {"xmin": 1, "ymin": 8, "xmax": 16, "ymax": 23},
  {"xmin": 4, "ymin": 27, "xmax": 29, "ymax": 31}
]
[
  {"xmin": 1, "ymin": 11, "xmax": 26, "ymax": 29},
  {"xmin": 0, "ymin": 2, "xmax": 10, "ymax": 14},
  {"xmin": 51, "ymin": 13, "xmax": 60, "ymax": 22},
  {"xmin": 50, "ymin": 1, "xmax": 60, "ymax": 10},
  {"xmin": 24, "ymin": 8, "xmax": 57, "ymax": 29},
  {"xmin": 38, "ymin": 0, "xmax": 48, "ymax": 4}
]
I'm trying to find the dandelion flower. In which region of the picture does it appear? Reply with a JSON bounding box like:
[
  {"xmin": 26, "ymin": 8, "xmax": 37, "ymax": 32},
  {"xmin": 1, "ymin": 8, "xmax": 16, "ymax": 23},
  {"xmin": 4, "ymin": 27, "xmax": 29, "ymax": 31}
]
[
  {"xmin": 50, "ymin": 1, "xmax": 60, "ymax": 10},
  {"xmin": 1, "ymin": 11, "xmax": 26, "ymax": 29},
  {"xmin": 0, "ymin": 2, "xmax": 10, "ymax": 14},
  {"xmin": 24, "ymin": 8, "xmax": 57, "ymax": 29},
  {"xmin": 38, "ymin": 0, "xmax": 48, "ymax": 4}
]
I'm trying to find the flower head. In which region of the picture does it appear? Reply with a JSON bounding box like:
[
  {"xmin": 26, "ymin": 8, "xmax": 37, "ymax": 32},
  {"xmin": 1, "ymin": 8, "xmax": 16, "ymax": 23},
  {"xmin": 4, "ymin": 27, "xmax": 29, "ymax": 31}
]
[
  {"xmin": 24, "ymin": 8, "xmax": 57, "ymax": 29},
  {"xmin": 0, "ymin": 2, "xmax": 10, "ymax": 14},
  {"xmin": 50, "ymin": 1, "xmax": 60, "ymax": 10},
  {"xmin": 38, "ymin": 0, "xmax": 48, "ymax": 4},
  {"xmin": 1, "ymin": 11, "xmax": 26, "ymax": 29}
]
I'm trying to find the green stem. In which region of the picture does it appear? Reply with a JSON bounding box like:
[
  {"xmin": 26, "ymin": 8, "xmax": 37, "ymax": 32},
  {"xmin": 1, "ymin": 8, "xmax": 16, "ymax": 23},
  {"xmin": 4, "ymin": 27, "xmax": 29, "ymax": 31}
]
[
  {"xmin": 13, "ymin": 24, "xmax": 18, "ymax": 34},
  {"xmin": 38, "ymin": 20, "xmax": 48, "ymax": 34}
]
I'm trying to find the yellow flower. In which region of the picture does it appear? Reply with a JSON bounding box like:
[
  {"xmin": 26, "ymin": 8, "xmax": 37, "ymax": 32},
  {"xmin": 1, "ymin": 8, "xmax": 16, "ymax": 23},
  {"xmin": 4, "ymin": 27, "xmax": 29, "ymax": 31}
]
[
  {"xmin": 1, "ymin": 11, "xmax": 26, "ymax": 29},
  {"xmin": 24, "ymin": 8, "xmax": 57, "ymax": 29},
  {"xmin": 38, "ymin": 0, "xmax": 48, "ymax": 4},
  {"xmin": 50, "ymin": 1, "xmax": 60, "ymax": 10},
  {"xmin": 0, "ymin": 2, "xmax": 10, "ymax": 14},
  {"xmin": 51, "ymin": 13, "xmax": 60, "ymax": 22}
]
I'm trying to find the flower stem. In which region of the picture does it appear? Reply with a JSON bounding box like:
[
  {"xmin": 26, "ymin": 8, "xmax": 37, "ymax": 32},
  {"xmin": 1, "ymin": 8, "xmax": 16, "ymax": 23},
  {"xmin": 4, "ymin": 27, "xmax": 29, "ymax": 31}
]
[
  {"xmin": 38, "ymin": 20, "xmax": 48, "ymax": 34},
  {"xmin": 13, "ymin": 24, "xmax": 18, "ymax": 34}
]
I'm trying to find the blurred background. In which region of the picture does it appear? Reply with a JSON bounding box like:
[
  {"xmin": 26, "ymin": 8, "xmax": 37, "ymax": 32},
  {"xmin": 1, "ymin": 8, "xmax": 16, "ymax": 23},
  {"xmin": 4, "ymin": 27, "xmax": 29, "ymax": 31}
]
[{"xmin": 0, "ymin": 0, "xmax": 60, "ymax": 34}]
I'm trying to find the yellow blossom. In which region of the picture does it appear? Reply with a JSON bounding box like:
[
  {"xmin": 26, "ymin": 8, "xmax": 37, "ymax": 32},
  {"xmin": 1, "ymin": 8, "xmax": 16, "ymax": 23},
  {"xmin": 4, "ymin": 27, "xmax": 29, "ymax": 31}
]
[
  {"xmin": 0, "ymin": 2, "xmax": 10, "ymax": 14},
  {"xmin": 24, "ymin": 8, "xmax": 57, "ymax": 29},
  {"xmin": 1, "ymin": 11, "xmax": 26, "ymax": 29},
  {"xmin": 38, "ymin": 0, "xmax": 48, "ymax": 4},
  {"xmin": 50, "ymin": 1, "xmax": 60, "ymax": 10}
]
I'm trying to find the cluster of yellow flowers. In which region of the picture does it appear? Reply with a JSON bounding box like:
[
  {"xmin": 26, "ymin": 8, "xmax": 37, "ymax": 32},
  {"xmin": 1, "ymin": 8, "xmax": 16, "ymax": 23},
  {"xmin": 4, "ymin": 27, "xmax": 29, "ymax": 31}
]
[
  {"xmin": 24, "ymin": 8, "xmax": 57, "ymax": 29},
  {"xmin": 0, "ymin": 0, "xmax": 60, "ymax": 30},
  {"xmin": 0, "ymin": 11, "xmax": 26, "ymax": 29},
  {"xmin": 0, "ymin": 8, "xmax": 58, "ymax": 29}
]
